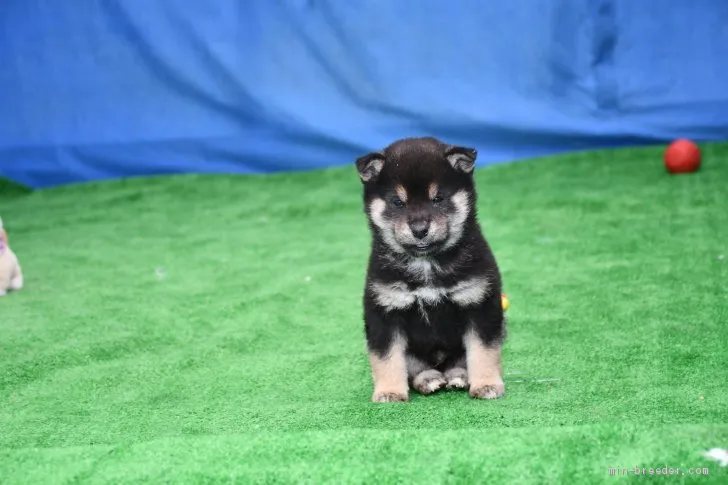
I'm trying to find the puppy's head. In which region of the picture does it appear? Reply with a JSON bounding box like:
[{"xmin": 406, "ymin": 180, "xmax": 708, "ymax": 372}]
[{"xmin": 356, "ymin": 137, "xmax": 477, "ymax": 257}]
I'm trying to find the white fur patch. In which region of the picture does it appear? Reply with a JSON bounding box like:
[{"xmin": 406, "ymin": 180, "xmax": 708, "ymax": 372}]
[
  {"xmin": 442, "ymin": 190, "xmax": 470, "ymax": 250},
  {"xmin": 370, "ymin": 281, "xmax": 415, "ymax": 310},
  {"xmin": 415, "ymin": 286, "xmax": 444, "ymax": 305},
  {"xmin": 412, "ymin": 369, "xmax": 446, "ymax": 393},
  {"xmin": 447, "ymin": 376, "xmax": 467, "ymax": 388},
  {"xmin": 424, "ymin": 379, "xmax": 443, "ymax": 392},
  {"xmin": 369, "ymin": 198, "xmax": 387, "ymax": 228},
  {"xmin": 448, "ymin": 276, "xmax": 492, "ymax": 306},
  {"xmin": 369, "ymin": 198, "xmax": 405, "ymax": 254},
  {"xmin": 703, "ymin": 448, "xmax": 728, "ymax": 467},
  {"xmin": 370, "ymin": 276, "xmax": 491, "ymax": 311}
]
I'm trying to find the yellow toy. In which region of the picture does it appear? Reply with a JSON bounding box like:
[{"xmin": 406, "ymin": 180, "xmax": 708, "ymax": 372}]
[{"xmin": 501, "ymin": 293, "xmax": 509, "ymax": 311}]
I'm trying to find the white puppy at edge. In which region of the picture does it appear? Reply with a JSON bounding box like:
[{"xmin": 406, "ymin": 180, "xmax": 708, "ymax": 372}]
[{"xmin": 0, "ymin": 216, "xmax": 23, "ymax": 296}]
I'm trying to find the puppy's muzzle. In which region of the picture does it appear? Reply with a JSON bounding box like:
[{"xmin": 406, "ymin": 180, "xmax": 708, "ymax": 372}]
[{"xmin": 408, "ymin": 219, "xmax": 430, "ymax": 240}]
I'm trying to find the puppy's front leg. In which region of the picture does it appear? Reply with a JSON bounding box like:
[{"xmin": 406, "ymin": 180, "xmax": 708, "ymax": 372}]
[
  {"xmin": 365, "ymin": 309, "xmax": 409, "ymax": 403},
  {"xmin": 464, "ymin": 297, "xmax": 506, "ymax": 400},
  {"xmin": 368, "ymin": 334, "xmax": 408, "ymax": 402}
]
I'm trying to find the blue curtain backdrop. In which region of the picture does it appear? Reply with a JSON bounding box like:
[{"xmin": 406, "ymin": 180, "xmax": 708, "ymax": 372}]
[{"xmin": 1, "ymin": 0, "xmax": 727, "ymax": 189}]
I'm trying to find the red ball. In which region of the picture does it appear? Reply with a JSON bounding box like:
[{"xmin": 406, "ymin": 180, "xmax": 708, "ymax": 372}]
[{"xmin": 664, "ymin": 139, "xmax": 701, "ymax": 174}]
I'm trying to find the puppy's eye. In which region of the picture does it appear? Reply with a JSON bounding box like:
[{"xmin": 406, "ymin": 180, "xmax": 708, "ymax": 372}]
[
  {"xmin": 391, "ymin": 197, "xmax": 405, "ymax": 208},
  {"xmin": 432, "ymin": 195, "xmax": 444, "ymax": 204}
]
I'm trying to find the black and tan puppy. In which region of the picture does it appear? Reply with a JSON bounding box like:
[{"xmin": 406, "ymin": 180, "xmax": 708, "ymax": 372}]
[{"xmin": 355, "ymin": 137, "xmax": 506, "ymax": 403}]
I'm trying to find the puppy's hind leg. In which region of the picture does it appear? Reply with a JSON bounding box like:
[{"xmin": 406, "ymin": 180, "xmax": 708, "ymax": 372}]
[
  {"xmin": 443, "ymin": 356, "xmax": 469, "ymax": 390},
  {"xmin": 407, "ymin": 354, "xmax": 446, "ymax": 395}
]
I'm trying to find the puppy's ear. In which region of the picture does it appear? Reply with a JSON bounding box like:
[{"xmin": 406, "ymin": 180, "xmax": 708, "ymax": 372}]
[
  {"xmin": 355, "ymin": 152, "xmax": 386, "ymax": 183},
  {"xmin": 445, "ymin": 145, "xmax": 477, "ymax": 174}
]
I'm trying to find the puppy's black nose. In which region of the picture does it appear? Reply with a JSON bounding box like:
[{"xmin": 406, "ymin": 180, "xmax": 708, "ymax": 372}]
[{"xmin": 409, "ymin": 220, "xmax": 430, "ymax": 239}]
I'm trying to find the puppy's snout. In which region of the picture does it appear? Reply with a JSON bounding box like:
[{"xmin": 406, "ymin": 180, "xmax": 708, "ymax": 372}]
[{"xmin": 409, "ymin": 219, "xmax": 430, "ymax": 239}]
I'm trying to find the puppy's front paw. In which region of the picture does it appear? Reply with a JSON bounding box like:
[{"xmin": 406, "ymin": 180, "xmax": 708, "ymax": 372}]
[
  {"xmin": 444, "ymin": 367, "xmax": 468, "ymax": 390},
  {"xmin": 469, "ymin": 382, "xmax": 505, "ymax": 400},
  {"xmin": 372, "ymin": 391, "xmax": 409, "ymax": 403},
  {"xmin": 412, "ymin": 370, "xmax": 446, "ymax": 395}
]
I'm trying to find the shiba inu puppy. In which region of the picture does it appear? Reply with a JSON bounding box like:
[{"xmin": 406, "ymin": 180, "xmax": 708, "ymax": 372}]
[
  {"xmin": 355, "ymin": 137, "xmax": 506, "ymax": 402},
  {"xmin": 0, "ymin": 216, "xmax": 23, "ymax": 296}
]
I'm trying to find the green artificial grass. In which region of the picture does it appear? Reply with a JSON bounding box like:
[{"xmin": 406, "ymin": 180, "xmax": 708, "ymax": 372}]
[{"xmin": 1, "ymin": 143, "xmax": 727, "ymax": 484}]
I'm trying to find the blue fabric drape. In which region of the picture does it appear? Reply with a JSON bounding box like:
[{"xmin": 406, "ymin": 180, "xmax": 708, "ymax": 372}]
[{"xmin": 1, "ymin": 0, "xmax": 727, "ymax": 188}]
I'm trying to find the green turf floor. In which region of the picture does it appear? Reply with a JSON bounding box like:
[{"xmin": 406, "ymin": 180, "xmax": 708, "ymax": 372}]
[{"xmin": 1, "ymin": 143, "xmax": 727, "ymax": 484}]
